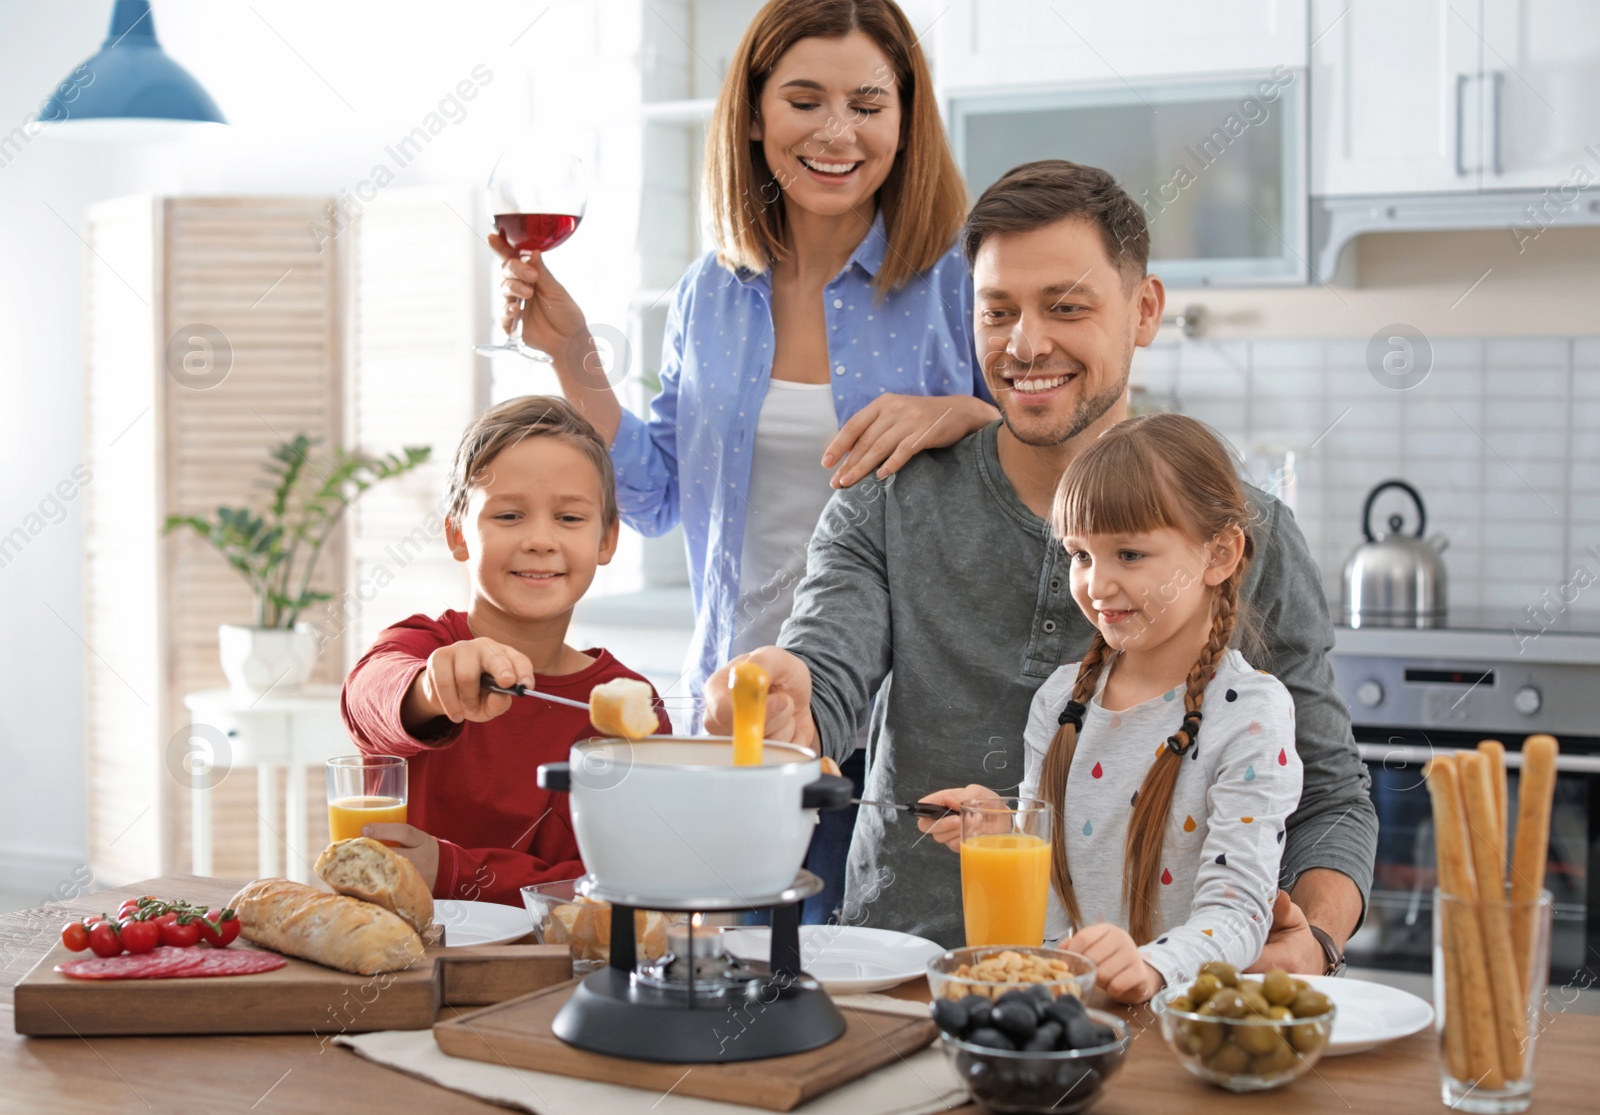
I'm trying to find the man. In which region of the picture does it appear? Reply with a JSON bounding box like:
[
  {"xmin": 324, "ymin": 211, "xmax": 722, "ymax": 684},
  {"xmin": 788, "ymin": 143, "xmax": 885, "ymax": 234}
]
[{"xmin": 705, "ymin": 161, "xmax": 1375, "ymax": 973}]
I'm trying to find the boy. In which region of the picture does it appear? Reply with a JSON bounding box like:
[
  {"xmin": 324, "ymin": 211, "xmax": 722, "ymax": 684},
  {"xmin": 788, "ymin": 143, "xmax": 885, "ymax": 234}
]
[{"xmin": 341, "ymin": 396, "xmax": 669, "ymax": 905}]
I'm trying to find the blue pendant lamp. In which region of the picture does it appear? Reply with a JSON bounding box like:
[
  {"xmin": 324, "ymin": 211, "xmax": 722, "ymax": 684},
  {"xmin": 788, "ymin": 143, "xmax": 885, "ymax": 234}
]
[{"xmin": 41, "ymin": 0, "xmax": 226, "ymax": 140}]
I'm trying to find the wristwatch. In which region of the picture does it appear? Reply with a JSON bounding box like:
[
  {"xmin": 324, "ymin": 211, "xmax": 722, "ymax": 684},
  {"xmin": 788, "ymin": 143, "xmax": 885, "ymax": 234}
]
[{"xmin": 1307, "ymin": 924, "xmax": 1346, "ymax": 977}]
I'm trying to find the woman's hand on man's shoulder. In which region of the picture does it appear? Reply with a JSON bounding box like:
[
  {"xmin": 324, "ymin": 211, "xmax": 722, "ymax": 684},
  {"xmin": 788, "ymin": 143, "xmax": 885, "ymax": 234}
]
[{"xmin": 823, "ymin": 394, "xmax": 998, "ymax": 489}]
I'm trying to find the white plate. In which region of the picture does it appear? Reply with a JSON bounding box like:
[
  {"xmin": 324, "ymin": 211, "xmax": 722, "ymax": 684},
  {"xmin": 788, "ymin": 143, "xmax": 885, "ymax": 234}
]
[
  {"xmin": 1306, "ymin": 975, "xmax": 1435, "ymax": 1056},
  {"xmin": 721, "ymin": 925, "xmax": 944, "ymax": 994},
  {"xmin": 434, "ymin": 899, "xmax": 532, "ymax": 947}
]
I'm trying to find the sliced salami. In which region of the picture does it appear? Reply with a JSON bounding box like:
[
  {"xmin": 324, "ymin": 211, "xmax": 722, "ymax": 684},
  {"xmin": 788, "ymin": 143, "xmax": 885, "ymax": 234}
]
[
  {"xmin": 56, "ymin": 946, "xmax": 201, "ymax": 980},
  {"xmin": 56, "ymin": 945, "xmax": 286, "ymax": 980}
]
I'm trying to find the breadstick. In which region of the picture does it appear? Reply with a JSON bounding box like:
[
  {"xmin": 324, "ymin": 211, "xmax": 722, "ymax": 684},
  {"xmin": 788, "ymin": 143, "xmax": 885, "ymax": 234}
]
[
  {"xmin": 1426, "ymin": 756, "xmax": 1470, "ymax": 1082},
  {"xmin": 1461, "ymin": 751, "xmax": 1526, "ymax": 1078},
  {"xmin": 1477, "ymin": 740, "xmax": 1508, "ymax": 864},
  {"xmin": 1511, "ymin": 734, "xmax": 1558, "ymax": 998},
  {"xmin": 1439, "ymin": 920, "xmax": 1470, "ymax": 1081},
  {"xmin": 1427, "ymin": 754, "xmax": 1504, "ymax": 1089}
]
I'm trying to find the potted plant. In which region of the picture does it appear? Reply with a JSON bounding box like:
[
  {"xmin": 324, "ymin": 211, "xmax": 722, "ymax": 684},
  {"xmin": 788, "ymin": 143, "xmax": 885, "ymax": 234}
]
[{"xmin": 165, "ymin": 434, "xmax": 430, "ymax": 697}]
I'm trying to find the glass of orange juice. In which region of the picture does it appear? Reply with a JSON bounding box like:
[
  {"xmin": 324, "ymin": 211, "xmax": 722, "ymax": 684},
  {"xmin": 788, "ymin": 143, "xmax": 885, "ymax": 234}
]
[
  {"xmin": 327, "ymin": 755, "xmax": 407, "ymax": 844},
  {"xmin": 959, "ymin": 797, "xmax": 1051, "ymax": 947}
]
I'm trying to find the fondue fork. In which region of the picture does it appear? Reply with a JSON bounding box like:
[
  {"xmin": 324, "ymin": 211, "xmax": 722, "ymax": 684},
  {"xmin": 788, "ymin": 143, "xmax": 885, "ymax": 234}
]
[
  {"xmin": 852, "ymin": 798, "xmax": 954, "ymax": 820},
  {"xmin": 479, "ymin": 673, "xmax": 590, "ymax": 711}
]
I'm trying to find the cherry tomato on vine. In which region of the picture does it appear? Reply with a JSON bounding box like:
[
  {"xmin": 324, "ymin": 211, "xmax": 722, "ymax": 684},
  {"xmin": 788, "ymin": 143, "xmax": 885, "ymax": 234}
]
[
  {"xmin": 87, "ymin": 921, "xmax": 123, "ymax": 958},
  {"xmin": 61, "ymin": 922, "xmax": 90, "ymax": 952},
  {"xmin": 198, "ymin": 908, "xmax": 240, "ymax": 947},
  {"xmin": 160, "ymin": 918, "xmax": 200, "ymax": 949},
  {"xmin": 119, "ymin": 919, "xmax": 160, "ymax": 954}
]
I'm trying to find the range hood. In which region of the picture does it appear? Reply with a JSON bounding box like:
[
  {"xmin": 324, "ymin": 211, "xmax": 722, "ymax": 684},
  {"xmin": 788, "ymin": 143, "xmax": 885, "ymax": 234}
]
[{"xmin": 1313, "ymin": 179, "xmax": 1600, "ymax": 280}]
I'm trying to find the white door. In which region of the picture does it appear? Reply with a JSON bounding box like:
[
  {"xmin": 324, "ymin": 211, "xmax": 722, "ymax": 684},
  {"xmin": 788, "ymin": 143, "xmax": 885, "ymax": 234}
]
[
  {"xmin": 1311, "ymin": 0, "xmax": 1484, "ymax": 195},
  {"xmin": 1480, "ymin": 0, "xmax": 1600, "ymax": 190}
]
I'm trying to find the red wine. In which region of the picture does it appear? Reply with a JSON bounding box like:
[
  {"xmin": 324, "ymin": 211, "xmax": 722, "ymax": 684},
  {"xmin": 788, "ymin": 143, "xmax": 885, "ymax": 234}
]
[{"xmin": 495, "ymin": 212, "xmax": 581, "ymax": 253}]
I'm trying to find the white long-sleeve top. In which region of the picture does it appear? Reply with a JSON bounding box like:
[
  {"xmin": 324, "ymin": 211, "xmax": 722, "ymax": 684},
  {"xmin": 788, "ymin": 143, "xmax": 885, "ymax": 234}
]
[{"xmin": 1018, "ymin": 648, "xmax": 1302, "ymax": 988}]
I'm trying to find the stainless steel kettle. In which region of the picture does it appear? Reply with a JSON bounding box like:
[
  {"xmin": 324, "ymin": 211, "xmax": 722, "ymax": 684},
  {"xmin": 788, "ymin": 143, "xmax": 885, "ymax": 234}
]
[{"xmin": 1341, "ymin": 479, "xmax": 1449, "ymax": 628}]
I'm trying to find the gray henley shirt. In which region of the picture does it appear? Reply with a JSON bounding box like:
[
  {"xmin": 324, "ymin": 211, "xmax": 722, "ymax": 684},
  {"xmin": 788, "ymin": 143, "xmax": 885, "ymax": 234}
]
[{"xmin": 779, "ymin": 421, "xmax": 1377, "ymax": 949}]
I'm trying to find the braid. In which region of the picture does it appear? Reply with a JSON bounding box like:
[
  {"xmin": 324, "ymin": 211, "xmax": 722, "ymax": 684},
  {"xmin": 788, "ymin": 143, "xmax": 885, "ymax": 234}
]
[
  {"xmin": 1121, "ymin": 574, "xmax": 1242, "ymax": 944},
  {"xmin": 1039, "ymin": 633, "xmax": 1111, "ymax": 934}
]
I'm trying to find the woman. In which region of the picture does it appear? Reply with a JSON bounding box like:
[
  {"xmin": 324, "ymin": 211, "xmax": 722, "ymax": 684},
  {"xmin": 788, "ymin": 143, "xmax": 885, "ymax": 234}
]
[{"xmin": 491, "ymin": 0, "xmax": 992, "ymax": 921}]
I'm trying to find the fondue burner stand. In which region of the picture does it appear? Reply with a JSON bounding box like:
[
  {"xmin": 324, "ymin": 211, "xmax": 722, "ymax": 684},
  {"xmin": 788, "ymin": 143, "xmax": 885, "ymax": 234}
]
[{"xmin": 551, "ymin": 870, "xmax": 845, "ymax": 1063}]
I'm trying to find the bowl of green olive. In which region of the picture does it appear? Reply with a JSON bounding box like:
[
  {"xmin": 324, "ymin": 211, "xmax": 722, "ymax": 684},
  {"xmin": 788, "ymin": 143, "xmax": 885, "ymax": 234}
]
[{"xmin": 1155, "ymin": 963, "xmax": 1335, "ymax": 1092}]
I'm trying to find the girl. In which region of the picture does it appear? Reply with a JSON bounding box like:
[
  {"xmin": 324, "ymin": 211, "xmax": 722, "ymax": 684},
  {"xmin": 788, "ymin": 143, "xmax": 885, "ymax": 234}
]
[
  {"xmin": 491, "ymin": 0, "xmax": 995, "ymax": 921},
  {"xmin": 919, "ymin": 414, "xmax": 1302, "ymax": 1003}
]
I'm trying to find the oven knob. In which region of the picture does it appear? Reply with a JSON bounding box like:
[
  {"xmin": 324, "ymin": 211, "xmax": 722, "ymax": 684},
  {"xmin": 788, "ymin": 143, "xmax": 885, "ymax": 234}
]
[
  {"xmin": 1355, "ymin": 680, "xmax": 1384, "ymax": 709},
  {"xmin": 1514, "ymin": 686, "xmax": 1542, "ymax": 716}
]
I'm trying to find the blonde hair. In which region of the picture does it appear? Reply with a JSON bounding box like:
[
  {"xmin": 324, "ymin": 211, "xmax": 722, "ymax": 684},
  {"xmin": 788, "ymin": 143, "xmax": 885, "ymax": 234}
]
[
  {"xmin": 1038, "ymin": 414, "xmax": 1258, "ymax": 944},
  {"xmin": 445, "ymin": 396, "xmax": 618, "ymax": 530},
  {"xmin": 702, "ymin": 0, "xmax": 967, "ymax": 297}
]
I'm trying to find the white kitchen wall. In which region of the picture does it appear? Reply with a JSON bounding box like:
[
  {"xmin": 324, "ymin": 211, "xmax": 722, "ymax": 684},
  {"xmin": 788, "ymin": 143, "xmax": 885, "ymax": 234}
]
[{"xmin": 1131, "ymin": 336, "xmax": 1600, "ymax": 624}]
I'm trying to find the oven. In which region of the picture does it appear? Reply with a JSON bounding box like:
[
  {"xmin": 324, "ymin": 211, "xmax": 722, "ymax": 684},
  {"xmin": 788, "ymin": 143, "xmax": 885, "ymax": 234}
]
[{"xmin": 1329, "ymin": 613, "xmax": 1600, "ymax": 987}]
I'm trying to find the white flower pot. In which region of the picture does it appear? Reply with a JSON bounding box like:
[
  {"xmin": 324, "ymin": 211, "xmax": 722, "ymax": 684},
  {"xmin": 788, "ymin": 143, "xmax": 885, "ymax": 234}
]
[{"xmin": 218, "ymin": 623, "xmax": 319, "ymax": 698}]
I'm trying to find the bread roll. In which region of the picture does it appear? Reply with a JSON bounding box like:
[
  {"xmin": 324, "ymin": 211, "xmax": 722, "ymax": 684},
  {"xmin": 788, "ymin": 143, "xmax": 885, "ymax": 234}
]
[
  {"xmin": 229, "ymin": 878, "xmax": 425, "ymax": 976},
  {"xmin": 314, "ymin": 837, "xmax": 434, "ymax": 935},
  {"xmin": 589, "ymin": 678, "xmax": 658, "ymax": 740}
]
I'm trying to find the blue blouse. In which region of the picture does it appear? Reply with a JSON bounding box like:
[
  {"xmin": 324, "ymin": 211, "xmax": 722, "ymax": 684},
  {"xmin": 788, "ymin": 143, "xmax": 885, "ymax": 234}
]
[{"xmin": 609, "ymin": 212, "xmax": 986, "ymax": 711}]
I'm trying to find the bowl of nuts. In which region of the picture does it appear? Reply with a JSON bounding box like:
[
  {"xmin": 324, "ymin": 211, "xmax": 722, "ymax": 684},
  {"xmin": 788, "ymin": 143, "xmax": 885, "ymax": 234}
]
[
  {"xmin": 926, "ymin": 945, "xmax": 1097, "ymax": 1004},
  {"xmin": 1155, "ymin": 962, "xmax": 1335, "ymax": 1092}
]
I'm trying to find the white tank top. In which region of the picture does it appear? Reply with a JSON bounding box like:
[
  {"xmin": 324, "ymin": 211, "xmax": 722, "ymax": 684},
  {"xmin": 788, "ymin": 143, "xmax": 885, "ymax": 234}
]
[{"xmin": 729, "ymin": 380, "xmax": 838, "ymax": 657}]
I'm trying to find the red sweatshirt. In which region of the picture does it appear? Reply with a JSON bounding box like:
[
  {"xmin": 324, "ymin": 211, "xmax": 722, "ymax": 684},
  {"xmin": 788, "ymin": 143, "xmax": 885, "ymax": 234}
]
[{"xmin": 339, "ymin": 610, "xmax": 670, "ymax": 906}]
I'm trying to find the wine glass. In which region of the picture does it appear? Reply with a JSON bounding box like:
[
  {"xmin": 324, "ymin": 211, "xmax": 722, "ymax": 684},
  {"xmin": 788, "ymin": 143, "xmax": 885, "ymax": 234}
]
[{"xmin": 473, "ymin": 147, "xmax": 587, "ymax": 363}]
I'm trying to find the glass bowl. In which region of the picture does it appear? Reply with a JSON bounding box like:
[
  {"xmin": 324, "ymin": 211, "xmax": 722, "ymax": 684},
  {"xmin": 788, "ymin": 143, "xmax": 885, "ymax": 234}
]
[
  {"xmin": 1155, "ymin": 984, "xmax": 1336, "ymax": 1092},
  {"xmin": 940, "ymin": 1008, "xmax": 1130, "ymax": 1114},
  {"xmin": 519, "ymin": 878, "xmax": 674, "ymax": 974},
  {"xmin": 926, "ymin": 945, "xmax": 1096, "ymax": 1003}
]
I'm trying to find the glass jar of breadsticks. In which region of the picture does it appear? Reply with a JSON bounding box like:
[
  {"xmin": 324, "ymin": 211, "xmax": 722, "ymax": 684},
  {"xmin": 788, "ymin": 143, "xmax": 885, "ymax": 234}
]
[{"xmin": 1426, "ymin": 735, "xmax": 1558, "ymax": 1114}]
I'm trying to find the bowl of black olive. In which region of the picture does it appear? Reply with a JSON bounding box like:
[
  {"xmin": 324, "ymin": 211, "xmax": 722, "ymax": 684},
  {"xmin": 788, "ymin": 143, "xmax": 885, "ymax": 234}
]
[{"xmin": 932, "ymin": 983, "xmax": 1130, "ymax": 1115}]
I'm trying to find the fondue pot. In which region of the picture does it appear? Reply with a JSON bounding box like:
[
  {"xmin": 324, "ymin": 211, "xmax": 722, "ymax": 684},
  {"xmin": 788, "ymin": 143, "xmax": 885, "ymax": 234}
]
[{"xmin": 537, "ymin": 737, "xmax": 852, "ymax": 902}]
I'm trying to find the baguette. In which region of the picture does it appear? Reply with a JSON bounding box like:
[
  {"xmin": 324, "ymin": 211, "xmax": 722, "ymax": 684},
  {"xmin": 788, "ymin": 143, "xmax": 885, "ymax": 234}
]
[
  {"xmin": 1427, "ymin": 754, "xmax": 1504, "ymax": 1089},
  {"xmin": 315, "ymin": 837, "xmax": 434, "ymax": 936},
  {"xmin": 588, "ymin": 678, "xmax": 659, "ymax": 740},
  {"xmin": 230, "ymin": 878, "xmax": 425, "ymax": 976}
]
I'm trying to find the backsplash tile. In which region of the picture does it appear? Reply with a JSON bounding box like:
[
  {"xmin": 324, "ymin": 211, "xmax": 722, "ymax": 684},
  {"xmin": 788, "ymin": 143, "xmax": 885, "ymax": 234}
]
[{"xmin": 1130, "ymin": 335, "xmax": 1597, "ymax": 621}]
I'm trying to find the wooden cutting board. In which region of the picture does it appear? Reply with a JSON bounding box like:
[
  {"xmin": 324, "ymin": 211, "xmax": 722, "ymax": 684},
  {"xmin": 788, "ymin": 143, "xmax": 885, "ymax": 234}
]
[
  {"xmin": 14, "ymin": 939, "xmax": 572, "ymax": 1037},
  {"xmin": 433, "ymin": 979, "xmax": 939, "ymax": 1111}
]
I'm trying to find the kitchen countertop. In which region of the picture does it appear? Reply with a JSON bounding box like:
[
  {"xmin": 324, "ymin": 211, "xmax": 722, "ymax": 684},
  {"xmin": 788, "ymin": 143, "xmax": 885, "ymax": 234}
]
[{"xmin": 5, "ymin": 874, "xmax": 1598, "ymax": 1113}]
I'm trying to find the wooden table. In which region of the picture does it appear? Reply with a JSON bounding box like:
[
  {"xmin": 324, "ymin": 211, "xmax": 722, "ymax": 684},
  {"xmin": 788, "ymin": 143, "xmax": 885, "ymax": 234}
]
[{"xmin": 4, "ymin": 874, "xmax": 1596, "ymax": 1113}]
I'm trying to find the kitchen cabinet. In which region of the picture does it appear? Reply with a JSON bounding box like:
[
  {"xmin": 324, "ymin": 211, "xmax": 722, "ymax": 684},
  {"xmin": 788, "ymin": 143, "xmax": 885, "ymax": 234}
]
[
  {"xmin": 1312, "ymin": 0, "xmax": 1600, "ymax": 195},
  {"xmin": 938, "ymin": 0, "xmax": 1307, "ymax": 91},
  {"xmin": 1480, "ymin": 0, "xmax": 1600, "ymax": 189},
  {"xmin": 950, "ymin": 72, "xmax": 1308, "ymax": 285},
  {"xmin": 1310, "ymin": 0, "xmax": 1480, "ymax": 194}
]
